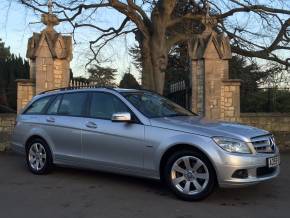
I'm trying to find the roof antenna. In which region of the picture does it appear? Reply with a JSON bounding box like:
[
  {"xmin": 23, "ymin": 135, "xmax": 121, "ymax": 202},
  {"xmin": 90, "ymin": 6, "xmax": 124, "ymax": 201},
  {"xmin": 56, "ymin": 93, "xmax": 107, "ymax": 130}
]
[{"xmin": 48, "ymin": 0, "xmax": 53, "ymax": 15}]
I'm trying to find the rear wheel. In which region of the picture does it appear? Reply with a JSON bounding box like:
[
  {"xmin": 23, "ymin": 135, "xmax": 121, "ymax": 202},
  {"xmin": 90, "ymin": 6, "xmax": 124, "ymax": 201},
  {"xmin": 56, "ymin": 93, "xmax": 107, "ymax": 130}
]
[
  {"xmin": 163, "ymin": 150, "xmax": 216, "ymax": 201},
  {"xmin": 26, "ymin": 138, "xmax": 53, "ymax": 174}
]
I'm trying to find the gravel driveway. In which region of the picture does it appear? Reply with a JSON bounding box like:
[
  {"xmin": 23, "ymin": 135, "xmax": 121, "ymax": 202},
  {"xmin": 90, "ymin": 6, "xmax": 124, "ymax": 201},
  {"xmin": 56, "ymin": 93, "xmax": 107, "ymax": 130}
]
[{"xmin": 0, "ymin": 152, "xmax": 289, "ymax": 218}]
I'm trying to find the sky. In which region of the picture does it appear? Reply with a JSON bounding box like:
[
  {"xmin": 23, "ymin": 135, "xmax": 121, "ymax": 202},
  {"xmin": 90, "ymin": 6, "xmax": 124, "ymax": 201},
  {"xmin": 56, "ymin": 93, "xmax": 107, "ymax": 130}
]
[
  {"xmin": 0, "ymin": 0, "xmax": 140, "ymax": 83},
  {"xmin": 0, "ymin": 0, "xmax": 289, "ymax": 85}
]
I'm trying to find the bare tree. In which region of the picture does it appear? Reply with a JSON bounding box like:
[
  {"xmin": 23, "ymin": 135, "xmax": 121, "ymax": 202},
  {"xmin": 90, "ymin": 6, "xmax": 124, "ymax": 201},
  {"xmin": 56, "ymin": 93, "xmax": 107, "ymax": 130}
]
[{"xmin": 19, "ymin": 0, "xmax": 290, "ymax": 94}]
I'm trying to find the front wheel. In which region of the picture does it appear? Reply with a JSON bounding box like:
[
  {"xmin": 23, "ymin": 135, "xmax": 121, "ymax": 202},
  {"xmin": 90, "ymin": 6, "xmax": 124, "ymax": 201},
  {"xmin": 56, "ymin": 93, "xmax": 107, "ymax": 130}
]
[{"xmin": 163, "ymin": 150, "xmax": 216, "ymax": 201}]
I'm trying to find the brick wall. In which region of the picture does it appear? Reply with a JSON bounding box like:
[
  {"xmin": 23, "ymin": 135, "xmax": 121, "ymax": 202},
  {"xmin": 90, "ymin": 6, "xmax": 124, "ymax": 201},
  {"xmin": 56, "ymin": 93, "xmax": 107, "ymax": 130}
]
[
  {"xmin": 240, "ymin": 113, "xmax": 290, "ymax": 151},
  {"xmin": 220, "ymin": 80, "xmax": 241, "ymax": 122},
  {"xmin": 0, "ymin": 112, "xmax": 289, "ymax": 151},
  {"xmin": 17, "ymin": 80, "xmax": 35, "ymax": 113},
  {"xmin": 0, "ymin": 113, "xmax": 16, "ymax": 133},
  {"xmin": 0, "ymin": 113, "xmax": 16, "ymax": 151},
  {"xmin": 240, "ymin": 113, "xmax": 290, "ymax": 132}
]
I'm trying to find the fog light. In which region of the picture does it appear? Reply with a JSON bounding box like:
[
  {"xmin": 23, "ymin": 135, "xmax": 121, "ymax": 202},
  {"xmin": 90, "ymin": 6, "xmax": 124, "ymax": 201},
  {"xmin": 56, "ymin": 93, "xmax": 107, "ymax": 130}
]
[{"xmin": 232, "ymin": 169, "xmax": 248, "ymax": 179}]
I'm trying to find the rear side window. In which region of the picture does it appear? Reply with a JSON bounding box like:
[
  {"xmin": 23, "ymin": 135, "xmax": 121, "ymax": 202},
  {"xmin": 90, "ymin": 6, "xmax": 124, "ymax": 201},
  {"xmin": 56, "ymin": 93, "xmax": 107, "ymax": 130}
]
[
  {"xmin": 58, "ymin": 92, "xmax": 88, "ymax": 116},
  {"xmin": 47, "ymin": 95, "xmax": 62, "ymax": 115},
  {"xmin": 24, "ymin": 96, "xmax": 51, "ymax": 115}
]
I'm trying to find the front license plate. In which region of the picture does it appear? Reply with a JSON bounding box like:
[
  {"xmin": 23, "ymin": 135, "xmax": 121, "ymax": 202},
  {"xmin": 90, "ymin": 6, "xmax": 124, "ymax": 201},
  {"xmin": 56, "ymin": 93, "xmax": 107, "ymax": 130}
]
[{"xmin": 267, "ymin": 156, "xmax": 280, "ymax": 168}]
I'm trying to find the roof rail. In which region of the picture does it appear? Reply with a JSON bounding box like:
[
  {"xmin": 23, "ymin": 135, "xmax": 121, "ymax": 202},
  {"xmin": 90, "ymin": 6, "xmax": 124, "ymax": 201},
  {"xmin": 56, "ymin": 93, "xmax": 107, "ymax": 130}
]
[
  {"xmin": 136, "ymin": 87, "xmax": 161, "ymax": 95},
  {"xmin": 38, "ymin": 85, "xmax": 117, "ymax": 95}
]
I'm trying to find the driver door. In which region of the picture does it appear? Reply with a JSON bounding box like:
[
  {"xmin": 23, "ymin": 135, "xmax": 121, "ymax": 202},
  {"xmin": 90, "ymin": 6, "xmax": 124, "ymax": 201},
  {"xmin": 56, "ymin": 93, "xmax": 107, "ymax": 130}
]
[{"xmin": 82, "ymin": 92, "xmax": 145, "ymax": 172}]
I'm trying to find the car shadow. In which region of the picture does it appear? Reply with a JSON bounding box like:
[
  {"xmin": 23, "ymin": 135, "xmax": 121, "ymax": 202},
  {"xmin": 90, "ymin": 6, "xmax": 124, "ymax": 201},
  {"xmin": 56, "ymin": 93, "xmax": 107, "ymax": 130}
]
[
  {"xmin": 8, "ymin": 151, "xmax": 283, "ymax": 205},
  {"xmin": 52, "ymin": 164, "xmax": 280, "ymax": 205},
  {"xmin": 52, "ymin": 165, "xmax": 169, "ymax": 196}
]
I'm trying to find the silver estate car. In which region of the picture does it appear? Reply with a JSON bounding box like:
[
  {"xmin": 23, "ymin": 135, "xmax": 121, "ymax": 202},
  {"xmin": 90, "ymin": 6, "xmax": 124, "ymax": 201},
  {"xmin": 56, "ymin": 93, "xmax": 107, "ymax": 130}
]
[{"xmin": 11, "ymin": 88, "xmax": 280, "ymax": 201}]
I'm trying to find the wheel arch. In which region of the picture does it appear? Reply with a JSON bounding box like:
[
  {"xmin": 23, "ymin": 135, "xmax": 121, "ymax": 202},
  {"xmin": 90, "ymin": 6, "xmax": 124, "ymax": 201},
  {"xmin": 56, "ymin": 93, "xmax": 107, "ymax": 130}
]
[{"xmin": 159, "ymin": 144, "xmax": 217, "ymax": 182}]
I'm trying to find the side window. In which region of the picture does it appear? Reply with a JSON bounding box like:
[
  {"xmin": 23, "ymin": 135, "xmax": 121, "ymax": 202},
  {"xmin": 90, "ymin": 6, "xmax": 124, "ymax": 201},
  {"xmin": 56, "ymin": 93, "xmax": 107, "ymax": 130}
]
[
  {"xmin": 89, "ymin": 92, "xmax": 130, "ymax": 119},
  {"xmin": 24, "ymin": 96, "xmax": 51, "ymax": 115},
  {"xmin": 47, "ymin": 95, "xmax": 62, "ymax": 115},
  {"xmin": 58, "ymin": 92, "xmax": 88, "ymax": 116}
]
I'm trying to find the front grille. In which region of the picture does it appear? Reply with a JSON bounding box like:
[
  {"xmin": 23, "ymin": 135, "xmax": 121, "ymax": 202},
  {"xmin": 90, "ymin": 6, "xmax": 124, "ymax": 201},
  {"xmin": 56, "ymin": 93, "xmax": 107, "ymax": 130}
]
[
  {"xmin": 251, "ymin": 135, "xmax": 276, "ymax": 153},
  {"xmin": 257, "ymin": 166, "xmax": 276, "ymax": 177}
]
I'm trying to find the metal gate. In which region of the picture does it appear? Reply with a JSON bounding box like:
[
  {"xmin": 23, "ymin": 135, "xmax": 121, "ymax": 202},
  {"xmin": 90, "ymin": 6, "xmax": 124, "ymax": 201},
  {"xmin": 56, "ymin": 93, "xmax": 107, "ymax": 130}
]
[{"xmin": 166, "ymin": 80, "xmax": 191, "ymax": 110}]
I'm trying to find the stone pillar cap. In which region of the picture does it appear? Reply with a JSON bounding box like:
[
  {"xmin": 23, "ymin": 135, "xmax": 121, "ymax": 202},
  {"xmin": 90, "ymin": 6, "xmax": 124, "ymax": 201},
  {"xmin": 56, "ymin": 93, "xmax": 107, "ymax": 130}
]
[{"xmin": 41, "ymin": 13, "xmax": 59, "ymax": 31}]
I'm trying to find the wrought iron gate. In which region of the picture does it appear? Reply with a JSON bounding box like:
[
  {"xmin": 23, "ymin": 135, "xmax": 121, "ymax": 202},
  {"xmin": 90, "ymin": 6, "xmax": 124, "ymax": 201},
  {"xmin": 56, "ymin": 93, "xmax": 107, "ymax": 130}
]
[{"xmin": 166, "ymin": 80, "xmax": 191, "ymax": 110}]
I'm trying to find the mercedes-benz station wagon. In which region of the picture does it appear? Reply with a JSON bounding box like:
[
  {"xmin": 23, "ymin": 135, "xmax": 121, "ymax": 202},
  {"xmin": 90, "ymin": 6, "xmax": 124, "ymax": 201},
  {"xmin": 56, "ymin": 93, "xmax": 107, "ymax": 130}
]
[{"xmin": 11, "ymin": 88, "xmax": 280, "ymax": 201}]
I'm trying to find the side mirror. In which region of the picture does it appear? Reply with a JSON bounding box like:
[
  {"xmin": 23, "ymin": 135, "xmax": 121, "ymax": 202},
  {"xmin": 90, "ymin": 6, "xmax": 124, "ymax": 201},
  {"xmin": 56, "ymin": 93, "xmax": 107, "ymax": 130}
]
[{"xmin": 111, "ymin": 112, "xmax": 132, "ymax": 122}]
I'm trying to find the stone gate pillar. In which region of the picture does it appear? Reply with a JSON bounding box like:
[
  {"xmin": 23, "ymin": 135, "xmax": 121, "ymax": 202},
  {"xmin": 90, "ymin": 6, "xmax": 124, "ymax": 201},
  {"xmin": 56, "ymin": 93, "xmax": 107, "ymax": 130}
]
[
  {"xmin": 188, "ymin": 16, "xmax": 241, "ymax": 121},
  {"xmin": 17, "ymin": 11, "xmax": 72, "ymax": 113}
]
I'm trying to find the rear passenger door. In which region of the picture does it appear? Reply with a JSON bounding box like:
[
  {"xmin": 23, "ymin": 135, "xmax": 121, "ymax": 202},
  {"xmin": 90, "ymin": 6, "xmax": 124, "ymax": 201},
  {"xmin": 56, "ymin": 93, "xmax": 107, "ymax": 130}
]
[
  {"xmin": 82, "ymin": 92, "xmax": 145, "ymax": 171},
  {"xmin": 44, "ymin": 92, "xmax": 88, "ymax": 164},
  {"xmin": 19, "ymin": 95, "xmax": 54, "ymax": 146}
]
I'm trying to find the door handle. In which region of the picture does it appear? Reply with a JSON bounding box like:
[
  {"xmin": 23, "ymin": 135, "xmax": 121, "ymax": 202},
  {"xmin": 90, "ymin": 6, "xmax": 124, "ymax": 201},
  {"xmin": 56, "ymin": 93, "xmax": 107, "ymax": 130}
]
[
  {"xmin": 46, "ymin": 117, "xmax": 55, "ymax": 123},
  {"xmin": 86, "ymin": 121, "xmax": 97, "ymax": 129}
]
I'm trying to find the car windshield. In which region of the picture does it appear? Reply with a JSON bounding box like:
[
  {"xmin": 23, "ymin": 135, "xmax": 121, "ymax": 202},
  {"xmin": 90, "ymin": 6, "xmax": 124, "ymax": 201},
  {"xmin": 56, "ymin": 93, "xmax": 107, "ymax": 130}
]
[{"xmin": 121, "ymin": 91, "xmax": 197, "ymax": 118}]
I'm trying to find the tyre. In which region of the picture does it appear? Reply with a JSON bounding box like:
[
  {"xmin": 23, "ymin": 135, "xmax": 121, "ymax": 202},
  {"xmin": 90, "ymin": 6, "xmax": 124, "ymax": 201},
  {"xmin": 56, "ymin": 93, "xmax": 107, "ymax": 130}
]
[
  {"xmin": 163, "ymin": 150, "xmax": 216, "ymax": 201},
  {"xmin": 26, "ymin": 138, "xmax": 53, "ymax": 174}
]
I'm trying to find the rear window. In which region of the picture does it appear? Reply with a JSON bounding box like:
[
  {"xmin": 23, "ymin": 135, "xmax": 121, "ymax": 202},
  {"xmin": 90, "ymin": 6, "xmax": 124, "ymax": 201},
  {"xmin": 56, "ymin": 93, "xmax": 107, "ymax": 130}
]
[
  {"xmin": 58, "ymin": 92, "xmax": 88, "ymax": 116},
  {"xmin": 24, "ymin": 96, "xmax": 52, "ymax": 115},
  {"xmin": 47, "ymin": 95, "xmax": 62, "ymax": 115}
]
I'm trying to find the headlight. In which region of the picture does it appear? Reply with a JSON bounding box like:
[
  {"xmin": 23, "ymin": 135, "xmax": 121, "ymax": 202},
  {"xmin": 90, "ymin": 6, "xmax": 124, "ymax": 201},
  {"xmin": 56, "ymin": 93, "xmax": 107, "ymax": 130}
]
[{"xmin": 212, "ymin": 137, "xmax": 252, "ymax": 154}]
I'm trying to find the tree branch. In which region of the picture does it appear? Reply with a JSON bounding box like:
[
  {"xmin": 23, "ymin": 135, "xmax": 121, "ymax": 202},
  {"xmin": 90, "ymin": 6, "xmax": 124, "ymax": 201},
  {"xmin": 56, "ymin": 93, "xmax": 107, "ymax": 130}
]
[
  {"xmin": 167, "ymin": 13, "xmax": 203, "ymax": 28},
  {"xmin": 232, "ymin": 45, "xmax": 290, "ymax": 68},
  {"xmin": 219, "ymin": 2, "xmax": 290, "ymax": 19}
]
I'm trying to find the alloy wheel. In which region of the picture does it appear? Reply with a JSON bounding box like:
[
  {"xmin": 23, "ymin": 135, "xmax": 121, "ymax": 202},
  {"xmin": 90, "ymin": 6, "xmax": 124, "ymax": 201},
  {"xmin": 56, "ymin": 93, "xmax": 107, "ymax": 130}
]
[
  {"xmin": 28, "ymin": 143, "xmax": 47, "ymax": 171},
  {"xmin": 170, "ymin": 156, "xmax": 209, "ymax": 195}
]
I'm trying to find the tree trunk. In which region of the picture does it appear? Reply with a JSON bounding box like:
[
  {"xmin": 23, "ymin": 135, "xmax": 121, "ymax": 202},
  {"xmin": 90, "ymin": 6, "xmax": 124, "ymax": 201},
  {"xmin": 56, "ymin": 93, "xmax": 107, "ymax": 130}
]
[
  {"xmin": 136, "ymin": 10, "xmax": 169, "ymax": 95},
  {"xmin": 140, "ymin": 40, "xmax": 168, "ymax": 94},
  {"xmin": 139, "ymin": 37, "xmax": 155, "ymax": 90}
]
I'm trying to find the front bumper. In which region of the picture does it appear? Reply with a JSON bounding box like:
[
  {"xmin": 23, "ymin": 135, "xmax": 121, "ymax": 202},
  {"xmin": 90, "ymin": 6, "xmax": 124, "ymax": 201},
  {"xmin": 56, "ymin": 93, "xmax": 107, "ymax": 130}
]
[{"xmin": 216, "ymin": 149, "xmax": 280, "ymax": 188}]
